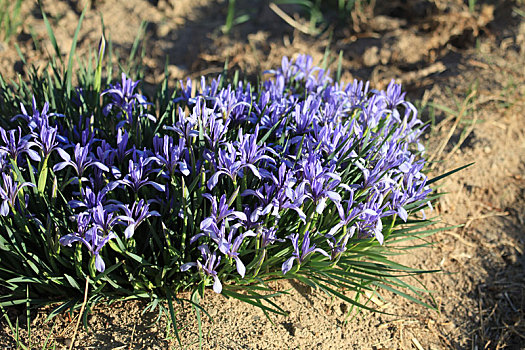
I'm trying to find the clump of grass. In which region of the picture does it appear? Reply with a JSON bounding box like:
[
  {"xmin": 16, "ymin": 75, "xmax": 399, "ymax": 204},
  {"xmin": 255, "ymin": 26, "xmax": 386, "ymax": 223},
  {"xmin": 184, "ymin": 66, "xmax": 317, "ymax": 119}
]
[{"xmin": 0, "ymin": 10, "xmax": 466, "ymax": 348}]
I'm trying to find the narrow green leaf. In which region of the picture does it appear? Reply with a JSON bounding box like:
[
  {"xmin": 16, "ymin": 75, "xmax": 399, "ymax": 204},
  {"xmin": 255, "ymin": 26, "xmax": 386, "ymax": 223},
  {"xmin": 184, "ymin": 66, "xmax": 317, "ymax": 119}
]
[
  {"xmin": 427, "ymin": 162, "xmax": 473, "ymax": 185},
  {"xmin": 64, "ymin": 274, "xmax": 81, "ymax": 290},
  {"xmin": 375, "ymin": 282, "xmax": 436, "ymax": 310},
  {"xmin": 66, "ymin": 5, "xmax": 87, "ymax": 98},
  {"xmin": 336, "ymin": 50, "xmax": 343, "ymax": 83},
  {"xmin": 165, "ymin": 289, "xmax": 183, "ymax": 348},
  {"xmin": 192, "ymin": 290, "xmax": 203, "ymax": 350},
  {"xmin": 222, "ymin": 288, "xmax": 288, "ymax": 316},
  {"xmin": 39, "ymin": 5, "xmax": 63, "ymax": 65},
  {"xmin": 37, "ymin": 157, "xmax": 49, "ymax": 193}
]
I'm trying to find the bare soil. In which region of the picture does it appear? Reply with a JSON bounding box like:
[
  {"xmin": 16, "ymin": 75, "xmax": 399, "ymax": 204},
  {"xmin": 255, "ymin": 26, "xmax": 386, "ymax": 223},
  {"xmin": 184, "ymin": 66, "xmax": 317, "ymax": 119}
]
[{"xmin": 1, "ymin": 0, "xmax": 524, "ymax": 349}]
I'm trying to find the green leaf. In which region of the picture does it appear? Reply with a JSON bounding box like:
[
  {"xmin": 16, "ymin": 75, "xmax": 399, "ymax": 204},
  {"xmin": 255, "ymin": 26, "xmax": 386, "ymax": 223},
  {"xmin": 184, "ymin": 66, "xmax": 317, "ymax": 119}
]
[
  {"xmin": 300, "ymin": 276, "xmax": 387, "ymax": 314},
  {"xmin": 92, "ymin": 261, "xmax": 123, "ymax": 284},
  {"xmin": 192, "ymin": 290, "xmax": 203, "ymax": 350},
  {"xmin": 37, "ymin": 157, "xmax": 49, "ymax": 193},
  {"xmin": 7, "ymin": 277, "xmax": 44, "ymax": 284},
  {"xmin": 222, "ymin": 288, "xmax": 288, "ymax": 316},
  {"xmin": 65, "ymin": 5, "xmax": 86, "ymax": 98},
  {"xmin": 375, "ymin": 282, "xmax": 436, "ymax": 310},
  {"xmin": 64, "ymin": 274, "xmax": 81, "ymax": 290},
  {"xmin": 336, "ymin": 50, "xmax": 343, "ymax": 83},
  {"xmin": 427, "ymin": 162, "xmax": 473, "ymax": 185},
  {"xmin": 127, "ymin": 21, "xmax": 147, "ymax": 71},
  {"xmin": 165, "ymin": 288, "xmax": 183, "ymax": 348},
  {"xmin": 45, "ymin": 299, "xmax": 77, "ymax": 323},
  {"xmin": 39, "ymin": 4, "xmax": 63, "ymax": 65}
]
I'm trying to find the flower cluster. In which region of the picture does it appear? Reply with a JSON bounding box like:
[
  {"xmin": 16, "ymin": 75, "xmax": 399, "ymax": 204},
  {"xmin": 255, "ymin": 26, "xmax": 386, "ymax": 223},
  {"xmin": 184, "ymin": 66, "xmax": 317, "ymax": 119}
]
[{"xmin": 0, "ymin": 55, "xmax": 431, "ymax": 294}]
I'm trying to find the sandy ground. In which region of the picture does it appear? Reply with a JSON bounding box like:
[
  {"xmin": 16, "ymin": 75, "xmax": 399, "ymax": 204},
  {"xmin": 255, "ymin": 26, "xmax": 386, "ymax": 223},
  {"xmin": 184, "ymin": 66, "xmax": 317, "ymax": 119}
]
[{"xmin": 0, "ymin": 0, "xmax": 524, "ymax": 348}]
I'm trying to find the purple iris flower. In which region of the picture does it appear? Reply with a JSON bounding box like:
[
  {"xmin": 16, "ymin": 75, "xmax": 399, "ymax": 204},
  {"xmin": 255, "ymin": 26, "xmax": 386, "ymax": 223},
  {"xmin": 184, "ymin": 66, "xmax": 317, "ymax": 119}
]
[
  {"xmin": 388, "ymin": 188, "xmax": 410, "ymax": 222},
  {"xmin": 70, "ymin": 121, "xmax": 97, "ymax": 148},
  {"xmin": 319, "ymin": 86, "xmax": 346, "ymax": 124},
  {"xmin": 199, "ymin": 194, "xmax": 247, "ymax": 231},
  {"xmin": 68, "ymin": 183, "xmax": 119, "ymax": 212},
  {"xmin": 180, "ymin": 245, "xmax": 223, "ymax": 293},
  {"xmin": 241, "ymin": 183, "xmax": 277, "ymax": 218},
  {"xmin": 0, "ymin": 173, "xmax": 35, "ymax": 216},
  {"xmin": 266, "ymin": 55, "xmax": 332, "ymax": 94},
  {"xmin": 311, "ymin": 122, "xmax": 353, "ymax": 162},
  {"xmin": 325, "ymin": 227, "xmax": 355, "ymax": 261},
  {"xmin": 328, "ymin": 190, "xmax": 377, "ymax": 237},
  {"xmin": 90, "ymin": 203, "xmax": 116, "ymax": 231},
  {"xmin": 116, "ymin": 157, "xmax": 165, "ymax": 193},
  {"xmin": 114, "ymin": 129, "xmax": 133, "ymax": 164},
  {"xmin": 213, "ymin": 82, "xmax": 251, "ymax": 124},
  {"xmin": 53, "ymin": 143, "xmax": 109, "ymax": 184},
  {"xmin": 380, "ymin": 80, "xmax": 418, "ymax": 123},
  {"xmin": 33, "ymin": 126, "xmax": 59, "ymax": 158},
  {"xmin": 344, "ymin": 79, "xmax": 370, "ymax": 107},
  {"xmin": 94, "ymin": 137, "xmax": 121, "ymax": 182},
  {"xmin": 359, "ymin": 94, "xmax": 386, "ymax": 130},
  {"xmin": 102, "ymin": 72, "xmax": 143, "ymax": 116},
  {"xmin": 291, "ymin": 95, "xmax": 320, "ymax": 135},
  {"xmin": 402, "ymin": 172, "xmax": 432, "ymax": 214},
  {"xmin": 0, "ymin": 127, "xmax": 41, "ymax": 163},
  {"xmin": 237, "ymin": 126, "xmax": 276, "ymax": 172},
  {"xmin": 260, "ymin": 227, "xmax": 283, "ymax": 248},
  {"xmin": 164, "ymin": 106, "xmax": 199, "ymax": 142},
  {"xmin": 207, "ymin": 128, "xmax": 274, "ymax": 190},
  {"xmin": 282, "ymin": 231, "xmax": 329, "ymax": 275},
  {"xmin": 102, "ymin": 73, "xmax": 154, "ymax": 126},
  {"xmin": 173, "ymin": 78, "xmax": 193, "ymax": 104},
  {"xmin": 117, "ymin": 199, "xmax": 160, "ymax": 239},
  {"xmin": 202, "ymin": 112, "xmax": 229, "ymax": 152},
  {"xmin": 354, "ymin": 191, "xmax": 388, "ymax": 244},
  {"xmin": 256, "ymin": 90, "xmax": 291, "ymax": 137},
  {"xmin": 59, "ymin": 211, "xmax": 116, "ymax": 272},
  {"xmin": 262, "ymin": 72, "xmax": 286, "ymax": 100},
  {"xmin": 381, "ymin": 80, "xmax": 406, "ymax": 110},
  {"xmin": 96, "ymin": 140, "xmax": 116, "ymax": 168},
  {"xmin": 300, "ymin": 155, "xmax": 342, "ymax": 214},
  {"xmin": 264, "ymin": 56, "xmax": 292, "ymax": 82},
  {"xmin": 359, "ymin": 138, "xmax": 406, "ymax": 187},
  {"xmin": 12, "ymin": 95, "xmax": 59, "ymax": 131},
  {"xmin": 152, "ymin": 135, "xmax": 190, "ymax": 177},
  {"xmin": 401, "ymin": 157, "xmax": 426, "ymax": 187},
  {"xmin": 191, "ymin": 220, "xmax": 229, "ymax": 246},
  {"xmin": 394, "ymin": 156, "xmax": 432, "ymax": 215},
  {"xmin": 199, "ymin": 75, "xmax": 221, "ymax": 98},
  {"xmin": 241, "ymin": 206, "xmax": 264, "ymax": 230},
  {"xmin": 0, "ymin": 153, "xmax": 9, "ymax": 173},
  {"xmin": 218, "ymin": 228, "xmax": 256, "ymax": 278},
  {"xmin": 207, "ymin": 143, "xmax": 241, "ymax": 190},
  {"xmin": 295, "ymin": 54, "xmax": 331, "ymax": 90},
  {"xmin": 242, "ymin": 166, "xmax": 307, "ymax": 221},
  {"xmin": 61, "ymin": 212, "xmax": 92, "ymax": 247},
  {"xmin": 401, "ymin": 109, "xmax": 425, "ymax": 146}
]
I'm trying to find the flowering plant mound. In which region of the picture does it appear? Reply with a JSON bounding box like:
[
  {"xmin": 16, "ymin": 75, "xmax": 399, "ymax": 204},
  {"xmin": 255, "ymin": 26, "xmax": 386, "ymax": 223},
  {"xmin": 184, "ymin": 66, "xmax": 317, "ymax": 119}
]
[{"xmin": 0, "ymin": 48, "xmax": 445, "ymax": 321}]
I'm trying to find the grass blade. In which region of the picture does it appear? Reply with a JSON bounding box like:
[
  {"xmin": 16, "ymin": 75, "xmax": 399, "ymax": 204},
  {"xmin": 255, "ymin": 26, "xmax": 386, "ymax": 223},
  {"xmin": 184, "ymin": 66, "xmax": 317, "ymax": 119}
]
[{"xmin": 66, "ymin": 4, "xmax": 87, "ymax": 98}]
